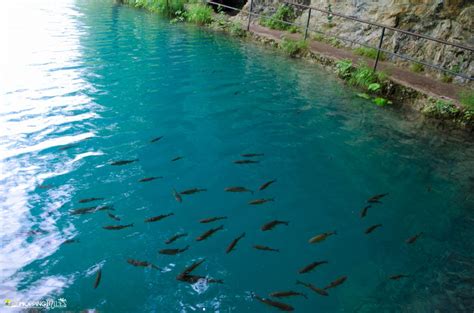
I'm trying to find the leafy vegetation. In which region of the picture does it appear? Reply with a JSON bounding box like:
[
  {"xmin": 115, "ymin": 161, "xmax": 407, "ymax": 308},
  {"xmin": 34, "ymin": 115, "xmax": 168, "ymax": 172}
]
[
  {"xmin": 354, "ymin": 47, "xmax": 385, "ymax": 60},
  {"xmin": 186, "ymin": 3, "xmax": 213, "ymax": 25},
  {"xmin": 335, "ymin": 59, "xmax": 353, "ymax": 79},
  {"xmin": 410, "ymin": 63, "xmax": 424, "ymax": 73},
  {"xmin": 279, "ymin": 38, "xmax": 308, "ymax": 57},
  {"xmin": 459, "ymin": 90, "xmax": 474, "ymax": 111},
  {"xmin": 260, "ymin": 5, "xmax": 296, "ymax": 31},
  {"xmin": 422, "ymin": 99, "xmax": 460, "ymax": 118},
  {"xmin": 373, "ymin": 97, "xmax": 391, "ymax": 106}
]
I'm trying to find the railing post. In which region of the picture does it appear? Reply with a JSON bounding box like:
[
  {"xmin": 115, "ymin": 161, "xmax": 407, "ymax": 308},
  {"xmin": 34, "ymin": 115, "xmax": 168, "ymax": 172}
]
[
  {"xmin": 247, "ymin": 0, "xmax": 253, "ymax": 31},
  {"xmin": 304, "ymin": 8, "xmax": 312, "ymax": 40},
  {"xmin": 373, "ymin": 27, "xmax": 385, "ymax": 72}
]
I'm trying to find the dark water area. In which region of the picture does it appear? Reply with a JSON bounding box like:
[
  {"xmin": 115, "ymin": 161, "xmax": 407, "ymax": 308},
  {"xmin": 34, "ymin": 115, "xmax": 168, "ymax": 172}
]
[{"xmin": 0, "ymin": 1, "xmax": 473, "ymax": 312}]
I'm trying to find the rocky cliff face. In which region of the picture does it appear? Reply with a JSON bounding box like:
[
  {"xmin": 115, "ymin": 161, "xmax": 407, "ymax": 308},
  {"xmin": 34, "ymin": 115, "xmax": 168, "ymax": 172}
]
[{"xmin": 240, "ymin": 0, "xmax": 474, "ymax": 83}]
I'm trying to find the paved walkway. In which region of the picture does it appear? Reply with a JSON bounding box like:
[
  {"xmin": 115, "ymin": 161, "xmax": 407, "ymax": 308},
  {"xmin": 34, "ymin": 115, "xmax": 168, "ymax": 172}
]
[{"xmin": 249, "ymin": 24, "xmax": 464, "ymax": 102}]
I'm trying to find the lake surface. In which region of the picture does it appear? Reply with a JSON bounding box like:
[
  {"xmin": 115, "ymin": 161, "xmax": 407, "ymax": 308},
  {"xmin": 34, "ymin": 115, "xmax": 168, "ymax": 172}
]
[{"xmin": 1, "ymin": 1, "xmax": 473, "ymax": 312}]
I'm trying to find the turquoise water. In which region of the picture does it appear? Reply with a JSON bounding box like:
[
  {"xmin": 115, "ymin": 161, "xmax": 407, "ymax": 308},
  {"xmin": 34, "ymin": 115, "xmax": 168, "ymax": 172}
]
[{"xmin": 1, "ymin": 1, "xmax": 473, "ymax": 312}]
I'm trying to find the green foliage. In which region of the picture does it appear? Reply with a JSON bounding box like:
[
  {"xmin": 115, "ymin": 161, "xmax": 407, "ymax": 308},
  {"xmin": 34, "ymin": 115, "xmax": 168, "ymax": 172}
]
[
  {"xmin": 125, "ymin": 0, "xmax": 186, "ymax": 16},
  {"xmin": 348, "ymin": 65, "xmax": 379, "ymax": 88},
  {"xmin": 354, "ymin": 47, "xmax": 385, "ymax": 60},
  {"xmin": 335, "ymin": 59, "xmax": 353, "ymax": 79},
  {"xmin": 170, "ymin": 9, "xmax": 186, "ymax": 23},
  {"xmin": 373, "ymin": 97, "xmax": 392, "ymax": 106},
  {"xmin": 280, "ymin": 38, "xmax": 308, "ymax": 57},
  {"xmin": 260, "ymin": 5, "xmax": 296, "ymax": 31},
  {"xmin": 357, "ymin": 93, "xmax": 371, "ymax": 99},
  {"xmin": 459, "ymin": 90, "xmax": 474, "ymax": 111},
  {"xmin": 288, "ymin": 25, "xmax": 299, "ymax": 33},
  {"xmin": 186, "ymin": 3, "xmax": 213, "ymax": 25},
  {"xmin": 368, "ymin": 83, "xmax": 381, "ymax": 92},
  {"xmin": 229, "ymin": 22, "xmax": 246, "ymax": 37},
  {"xmin": 422, "ymin": 99, "xmax": 460, "ymax": 118},
  {"xmin": 410, "ymin": 63, "xmax": 424, "ymax": 73}
]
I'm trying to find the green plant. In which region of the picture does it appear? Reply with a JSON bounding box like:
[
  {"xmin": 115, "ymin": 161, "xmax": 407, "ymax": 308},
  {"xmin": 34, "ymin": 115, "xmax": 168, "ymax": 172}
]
[
  {"xmin": 288, "ymin": 25, "xmax": 299, "ymax": 33},
  {"xmin": 186, "ymin": 3, "xmax": 213, "ymax": 25},
  {"xmin": 354, "ymin": 47, "xmax": 385, "ymax": 60},
  {"xmin": 229, "ymin": 21, "xmax": 246, "ymax": 37},
  {"xmin": 422, "ymin": 99, "xmax": 460, "ymax": 117},
  {"xmin": 368, "ymin": 83, "xmax": 381, "ymax": 93},
  {"xmin": 348, "ymin": 65, "xmax": 379, "ymax": 88},
  {"xmin": 280, "ymin": 38, "xmax": 308, "ymax": 57},
  {"xmin": 459, "ymin": 90, "xmax": 474, "ymax": 111},
  {"xmin": 410, "ymin": 63, "xmax": 424, "ymax": 73},
  {"xmin": 260, "ymin": 5, "xmax": 296, "ymax": 31},
  {"xmin": 357, "ymin": 93, "xmax": 371, "ymax": 99},
  {"xmin": 335, "ymin": 59, "xmax": 353, "ymax": 79},
  {"xmin": 373, "ymin": 97, "xmax": 391, "ymax": 106}
]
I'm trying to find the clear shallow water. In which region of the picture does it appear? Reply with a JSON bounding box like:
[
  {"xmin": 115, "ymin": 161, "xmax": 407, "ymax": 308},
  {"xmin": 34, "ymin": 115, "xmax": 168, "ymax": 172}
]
[{"xmin": 1, "ymin": 1, "xmax": 473, "ymax": 312}]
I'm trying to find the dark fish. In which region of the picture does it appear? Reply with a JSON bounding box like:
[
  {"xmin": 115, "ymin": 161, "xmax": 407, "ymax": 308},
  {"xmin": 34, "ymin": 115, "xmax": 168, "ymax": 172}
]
[
  {"xmin": 234, "ymin": 159, "xmax": 259, "ymax": 164},
  {"xmin": 144, "ymin": 213, "xmax": 174, "ymax": 223},
  {"xmin": 259, "ymin": 179, "xmax": 276, "ymax": 191},
  {"xmin": 308, "ymin": 231, "xmax": 336, "ymax": 243},
  {"xmin": 365, "ymin": 224, "xmax": 382, "ymax": 234},
  {"xmin": 181, "ymin": 259, "xmax": 205, "ymax": 275},
  {"xmin": 254, "ymin": 295, "xmax": 294, "ymax": 312},
  {"xmin": 360, "ymin": 205, "xmax": 371, "ymax": 218},
  {"xmin": 389, "ymin": 274, "xmax": 409, "ymax": 280},
  {"xmin": 298, "ymin": 261, "xmax": 328, "ymax": 274},
  {"xmin": 269, "ymin": 291, "xmax": 307, "ymax": 299},
  {"xmin": 94, "ymin": 269, "xmax": 102, "ymax": 289},
  {"xmin": 406, "ymin": 232, "xmax": 423, "ymax": 244},
  {"xmin": 108, "ymin": 213, "xmax": 121, "ymax": 221},
  {"xmin": 296, "ymin": 280, "xmax": 329, "ymax": 296},
  {"xmin": 196, "ymin": 225, "xmax": 224, "ymax": 241},
  {"xmin": 171, "ymin": 156, "xmax": 183, "ymax": 162},
  {"xmin": 150, "ymin": 136, "xmax": 163, "ymax": 143},
  {"xmin": 165, "ymin": 233, "xmax": 188, "ymax": 244},
  {"xmin": 110, "ymin": 159, "xmax": 138, "ymax": 166},
  {"xmin": 70, "ymin": 207, "xmax": 96, "ymax": 215},
  {"xmin": 127, "ymin": 259, "xmax": 160, "ymax": 270},
  {"xmin": 96, "ymin": 205, "xmax": 115, "ymax": 212},
  {"xmin": 177, "ymin": 274, "xmax": 223, "ymax": 284},
  {"xmin": 249, "ymin": 198, "xmax": 274, "ymax": 205},
  {"xmin": 180, "ymin": 188, "xmax": 207, "ymax": 195},
  {"xmin": 225, "ymin": 186, "xmax": 253, "ymax": 193},
  {"xmin": 159, "ymin": 245, "xmax": 189, "ymax": 255},
  {"xmin": 102, "ymin": 223, "xmax": 133, "ymax": 230},
  {"xmin": 254, "ymin": 245, "xmax": 279, "ymax": 252},
  {"xmin": 59, "ymin": 144, "xmax": 76, "ymax": 151},
  {"xmin": 173, "ymin": 188, "xmax": 182, "ymax": 203},
  {"xmin": 138, "ymin": 176, "xmax": 163, "ymax": 182},
  {"xmin": 324, "ymin": 276, "xmax": 347, "ymax": 290},
  {"xmin": 79, "ymin": 197, "xmax": 104, "ymax": 203},
  {"xmin": 261, "ymin": 220, "xmax": 288, "ymax": 231},
  {"xmin": 241, "ymin": 153, "xmax": 264, "ymax": 157},
  {"xmin": 200, "ymin": 216, "xmax": 227, "ymax": 224},
  {"xmin": 37, "ymin": 184, "xmax": 53, "ymax": 189},
  {"xmin": 367, "ymin": 193, "xmax": 388, "ymax": 203},
  {"xmin": 226, "ymin": 232, "xmax": 245, "ymax": 254},
  {"xmin": 62, "ymin": 239, "xmax": 79, "ymax": 245}
]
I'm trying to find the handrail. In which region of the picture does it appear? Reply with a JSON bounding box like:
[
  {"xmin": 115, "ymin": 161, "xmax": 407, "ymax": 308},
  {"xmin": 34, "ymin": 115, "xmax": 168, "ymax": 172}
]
[{"xmin": 207, "ymin": 0, "xmax": 473, "ymax": 80}]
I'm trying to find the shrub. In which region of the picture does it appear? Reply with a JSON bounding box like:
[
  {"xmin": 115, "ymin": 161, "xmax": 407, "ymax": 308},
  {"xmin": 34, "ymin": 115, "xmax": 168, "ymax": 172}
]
[
  {"xmin": 280, "ymin": 38, "xmax": 308, "ymax": 57},
  {"xmin": 410, "ymin": 63, "xmax": 424, "ymax": 73},
  {"xmin": 288, "ymin": 25, "xmax": 299, "ymax": 33},
  {"xmin": 459, "ymin": 90, "xmax": 474, "ymax": 111},
  {"xmin": 422, "ymin": 99, "xmax": 460, "ymax": 118},
  {"xmin": 335, "ymin": 59, "xmax": 353, "ymax": 79},
  {"xmin": 186, "ymin": 3, "xmax": 213, "ymax": 25},
  {"xmin": 348, "ymin": 65, "xmax": 379, "ymax": 88},
  {"xmin": 354, "ymin": 47, "xmax": 385, "ymax": 60},
  {"xmin": 260, "ymin": 5, "xmax": 296, "ymax": 31},
  {"xmin": 125, "ymin": 0, "xmax": 185, "ymax": 16}
]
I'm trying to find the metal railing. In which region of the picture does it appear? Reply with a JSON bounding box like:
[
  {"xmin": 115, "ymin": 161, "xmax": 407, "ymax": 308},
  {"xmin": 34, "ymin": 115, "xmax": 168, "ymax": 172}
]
[{"xmin": 207, "ymin": 0, "xmax": 474, "ymax": 81}]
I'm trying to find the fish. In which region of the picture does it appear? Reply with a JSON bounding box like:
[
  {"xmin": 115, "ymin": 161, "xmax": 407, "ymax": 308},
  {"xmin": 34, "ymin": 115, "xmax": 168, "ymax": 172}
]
[
  {"xmin": 254, "ymin": 245, "xmax": 279, "ymax": 252},
  {"xmin": 110, "ymin": 159, "xmax": 138, "ymax": 166},
  {"xmin": 62, "ymin": 239, "xmax": 79, "ymax": 245},
  {"xmin": 79, "ymin": 197, "xmax": 104, "ymax": 203},
  {"xmin": 150, "ymin": 136, "xmax": 163, "ymax": 143},
  {"xmin": 254, "ymin": 295, "xmax": 294, "ymax": 312},
  {"xmin": 127, "ymin": 259, "xmax": 160, "ymax": 270},
  {"xmin": 37, "ymin": 184, "xmax": 53, "ymax": 189},
  {"xmin": 196, "ymin": 225, "xmax": 224, "ymax": 241},
  {"xmin": 324, "ymin": 276, "xmax": 347, "ymax": 290},
  {"xmin": 171, "ymin": 156, "xmax": 183, "ymax": 162},
  {"xmin": 365, "ymin": 224, "xmax": 382, "ymax": 234},
  {"xmin": 234, "ymin": 160, "xmax": 259, "ymax": 164},
  {"xmin": 165, "ymin": 233, "xmax": 188, "ymax": 244},
  {"xmin": 200, "ymin": 216, "xmax": 227, "ymax": 223},
  {"xmin": 108, "ymin": 213, "xmax": 121, "ymax": 221},
  {"xmin": 360, "ymin": 205, "xmax": 371, "ymax": 218},
  {"xmin": 298, "ymin": 261, "xmax": 328, "ymax": 274},
  {"xmin": 173, "ymin": 188, "xmax": 182, "ymax": 203},
  {"xmin": 180, "ymin": 188, "xmax": 207, "ymax": 195},
  {"xmin": 96, "ymin": 205, "xmax": 115, "ymax": 212},
  {"xmin": 102, "ymin": 223, "xmax": 134, "ymax": 230},
  {"xmin": 241, "ymin": 153, "xmax": 264, "ymax": 157},
  {"xmin": 248, "ymin": 198, "xmax": 274, "ymax": 205},
  {"xmin": 138, "ymin": 176, "xmax": 163, "ymax": 182},
  {"xmin": 226, "ymin": 232, "xmax": 245, "ymax": 254},
  {"xmin": 59, "ymin": 144, "xmax": 76, "ymax": 151},
  {"xmin": 180, "ymin": 259, "xmax": 205, "ymax": 275},
  {"xmin": 259, "ymin": 179, "xmax": 276, "ymax": 191},
  {"xmin": 367, "ymin": 193, "xmax": 388, "ymax": 203},
  {"xmin": 177, "ymin": 274, "xmax": 223, "ymax": 284},
  {"xmin": 406, "ymin": 232, "xmax": 423, "ymax": 244},
  {"xmin": 70, "ymin": 207, "xmax": 96, "ymax": 215},
  {"xmin": 94, "ymin": 269, "xmax": 102, "ymax": 289},
  {"xmin": 296, "ymin": 280, "xmax": 329, "ymax": 296},
  {"xmin": 269, "ymin": 291, "xmax": 307, "ymax": 299},
  {"xmin": 389, "ymin": 274, "xmax": 409, "ymax": 280},
  {"xmin": 144, "ymin": 213, "xmax": 174, "ymax": 223},
  {"xmin": 159, "ymin": 245, "xmax": 189, "ymax": 255},
  {"xmin": 224, "ymin": 186, "xmax": 253, "ymax": 193},
  {"xmin": 308, "ymin": 231, "xmax": 336, "ymax": 243},
  {"xmin": 261, "ymin": 220, "xmax": 288, "ymax": 231}
]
